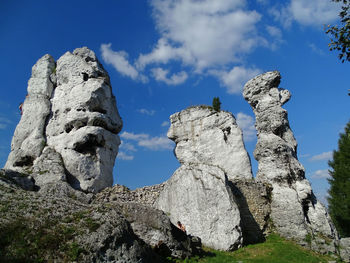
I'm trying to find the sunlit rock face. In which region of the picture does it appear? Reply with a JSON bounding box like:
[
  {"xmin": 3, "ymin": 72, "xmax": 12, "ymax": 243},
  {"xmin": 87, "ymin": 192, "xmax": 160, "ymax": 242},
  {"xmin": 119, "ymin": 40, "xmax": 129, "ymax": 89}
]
[
  {"xmin": 5, "ymin": 47, "xmax": 122, "ymax": 193},
  {"xmin": 156, "ymin": 106, "xmax": 254, "ymax": 251},
  {"xmin": 243, "ymin": 71, "xmax": 338, "ymax": 254},
  {"xmin": 167, "ymin": 107, "xmax": 253, "ymax": 181}
]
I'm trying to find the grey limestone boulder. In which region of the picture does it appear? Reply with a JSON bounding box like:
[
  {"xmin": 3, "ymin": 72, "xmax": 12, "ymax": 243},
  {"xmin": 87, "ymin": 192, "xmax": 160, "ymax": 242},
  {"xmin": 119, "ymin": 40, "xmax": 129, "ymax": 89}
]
[
  {"xmin": 5, "ymin": 47, "xmax": 122, "ymax": 193},
  {"xmin": 243, "ymin": 71, "xmax": 338, "ymax": 254},
  {"xmin": 156, "ymin": 163, "xmax": 243, "ymax": 251}
]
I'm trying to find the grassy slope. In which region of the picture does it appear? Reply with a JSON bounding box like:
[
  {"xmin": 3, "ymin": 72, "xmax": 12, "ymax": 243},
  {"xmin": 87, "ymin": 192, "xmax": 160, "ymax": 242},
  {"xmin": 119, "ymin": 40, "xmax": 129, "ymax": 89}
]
[{"xmin": 171, "ymin": 234, "xmax": 342, "ymax": 263}]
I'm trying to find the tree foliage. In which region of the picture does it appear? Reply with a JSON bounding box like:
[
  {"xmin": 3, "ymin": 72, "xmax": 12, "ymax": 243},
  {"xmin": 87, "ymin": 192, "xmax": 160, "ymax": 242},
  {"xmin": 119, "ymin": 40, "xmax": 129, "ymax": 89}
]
[
  {"xmin": 212, "ymin": 97, "xmax": 221, "ymax": 112},
  {"xmin": 325, "ymin": 0, "xmax": 350, "ymax": 63},
  {"xmin": 328, "ymin": 120, "xmax": 350, "ymax": 237}
]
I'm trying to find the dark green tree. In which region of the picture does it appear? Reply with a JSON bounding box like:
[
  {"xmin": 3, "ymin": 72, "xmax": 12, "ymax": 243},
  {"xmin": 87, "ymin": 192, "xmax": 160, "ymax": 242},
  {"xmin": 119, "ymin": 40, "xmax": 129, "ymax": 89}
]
[
  {"xmin": 212, "ymin": 97, "xmax": 221, "ymax": 112},
  {"xmin": 325, "ymin": 0, "xmax": 350, "ymax": 63},
  {"xmin": 328, "ymin": 120, "xmax": 350, "ymax": 237}
]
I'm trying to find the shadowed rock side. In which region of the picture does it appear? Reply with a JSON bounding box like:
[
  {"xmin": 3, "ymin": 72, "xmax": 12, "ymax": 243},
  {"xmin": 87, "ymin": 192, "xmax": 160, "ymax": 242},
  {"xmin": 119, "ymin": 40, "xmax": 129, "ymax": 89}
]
[
  {"xmin": 156, "ymin": 107, "xmax": 255, "ymax": 251},
  {"xmin": 5, "ymin": 47, "xmax": 122, "ymax": 193},
  {"xmin": 243, "ymin": 71, "xmax": 338, "ymax": 254}
]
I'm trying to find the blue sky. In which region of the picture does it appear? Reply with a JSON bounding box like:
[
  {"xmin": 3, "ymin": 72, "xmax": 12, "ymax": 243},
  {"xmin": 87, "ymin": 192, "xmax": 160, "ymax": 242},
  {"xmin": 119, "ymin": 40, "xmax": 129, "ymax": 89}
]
[{"xmin": 0, "ymin": 0, "xmax": 349, "ymax": 204}]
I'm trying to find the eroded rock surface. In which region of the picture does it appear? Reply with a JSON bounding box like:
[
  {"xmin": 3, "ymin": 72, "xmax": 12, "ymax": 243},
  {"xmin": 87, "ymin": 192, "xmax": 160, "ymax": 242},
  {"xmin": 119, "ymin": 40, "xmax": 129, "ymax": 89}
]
[
  {"xmin": 156, "ymin": 163, "xmax": 242, "ymax": 251},
  {"xmin": 156, "ymin": 107, "xmax": 256, "ymax": 250},
  {"xmin": 0, "ymin": 178, "xmax": 161, "ymax": 263},
  {"xmin": 167, "ymin": 107, "xmax": 252, "ymax": 181},
  {"xmin": 243, "ymin": 71, "xmax": 338, "ymax": 254},
  {"xmin": 5, "ymin": 47, "xmax": 122, "ymax": 193}
]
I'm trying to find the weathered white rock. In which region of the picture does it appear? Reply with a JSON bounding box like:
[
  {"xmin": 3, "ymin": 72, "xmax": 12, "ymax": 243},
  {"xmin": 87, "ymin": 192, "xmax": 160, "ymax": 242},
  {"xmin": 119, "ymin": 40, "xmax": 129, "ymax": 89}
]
[
  {"xmin": 167, "ymin": 107, "xmax": 252, "ymax": 181},
  {"xmin": 340, "ymin": 238, "xmax": 350, "ymax": 263},
  {"xmin": 243, "ymin": 71, "xmax": 338, "ymax": 254},
  {"xmin": 156, "ymin": 163, "xmax": 242, "ymax": 251},
  {"xmin": 5, "ymin": 47, "xmax": 122, "ymax": 193},
  {"xmin": 5, "ymin": 54, "xmax": 55, "ymax": 170}
]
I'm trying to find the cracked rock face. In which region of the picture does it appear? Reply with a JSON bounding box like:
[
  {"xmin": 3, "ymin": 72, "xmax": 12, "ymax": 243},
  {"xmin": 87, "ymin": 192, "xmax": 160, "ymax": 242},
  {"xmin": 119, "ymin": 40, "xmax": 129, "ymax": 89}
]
[
  {"xmin": 156, "ymin": 107, "xmax": 252, "ymax": 251},
  {"xmin": 243, "ymin": 71, "xmax": 338, "ymax": 254},
  {"xmin": 156, "ymin": 163, "xmax": 242, "ymax": 251},
  {"xmin": 5, "ymin": 47, "xmax": 122, "ymax": 193},
  {"xmin": 167, "ymin": 107, "xmax": 252, "ymax": 181}
]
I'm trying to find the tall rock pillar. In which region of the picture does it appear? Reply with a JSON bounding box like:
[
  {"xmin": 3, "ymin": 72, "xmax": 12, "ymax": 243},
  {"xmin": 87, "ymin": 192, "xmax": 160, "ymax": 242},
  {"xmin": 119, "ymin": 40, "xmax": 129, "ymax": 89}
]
[
  {"xmin": 243, "ymin": 71, "xmax": 338, "ymax": 254},
  {"xmin": 5, "ymin": 47, "xmax": 122, "ymax": 193}
]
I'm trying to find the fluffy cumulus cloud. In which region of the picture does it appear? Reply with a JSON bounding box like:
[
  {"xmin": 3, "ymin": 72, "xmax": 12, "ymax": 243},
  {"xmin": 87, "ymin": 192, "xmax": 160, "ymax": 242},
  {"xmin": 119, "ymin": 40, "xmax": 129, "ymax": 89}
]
[
  {"xmin": 151, "ymin": 68, "xmax": 188, "ymax": 85},
  {"xmin": 271, "ymin": 0, "xmax": 339, "ymax": 28},
  {"xmin": 146, "ymin": 0, "xmax": 262, "ymax": 71},
  {"xmin": 101, "ymin": 0, "xmax": 274, "ymax": 92},
  {"xmin": 100, "ymin": 43, "xmax": 148, "ymax": 83},
  {"xmin": 311, "ymin": 169, "xmax": 330, "ymax": 179},
  {"xmin": 210, "ymin": 67, "xmax": 261, "ymax": 94},
  {"xmin": 309, "ymin": 151, "xmax": 333, "ymax": 161},
  {"xmin": 120, "ymin": 131, "xmax": 173, "ymax": 151},
  {"xmin": 235, "ymin": 112, "xmax": 256, "ymax": 142}
]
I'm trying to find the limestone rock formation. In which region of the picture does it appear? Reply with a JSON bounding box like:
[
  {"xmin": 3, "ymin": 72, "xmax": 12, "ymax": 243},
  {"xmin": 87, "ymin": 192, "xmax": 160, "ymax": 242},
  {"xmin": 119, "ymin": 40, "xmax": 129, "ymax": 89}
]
[
  {"xmin": 5, "ymin": 47, "xmax": 122, "ymax": 193},
  {"xmin": 156, "ymin": 107, "xmax": 254, "ymax": 250},
  {"xmin": 157, "ymin": 163, "xmax": 242, "ymax": 251},
  {"xmin": 243, "ymin": 71, "xmax": 338, "ymax": 254},
  {"xmin": 167, "ymin": 107, "xmax": 252, "ymax": 181}
]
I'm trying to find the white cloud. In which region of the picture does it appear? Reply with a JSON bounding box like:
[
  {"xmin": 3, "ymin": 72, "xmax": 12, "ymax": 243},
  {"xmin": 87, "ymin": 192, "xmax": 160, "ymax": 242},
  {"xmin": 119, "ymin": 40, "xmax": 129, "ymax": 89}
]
[
  {"xmin": 120, "ymin": 131, "xmax": 149, "ymax": 141},
  {"xmin": 161, "ymin": 121, "xmax": 170, "ymax": 127},
  {"xmin": 138, "ymin": 136, "xmax": 173, "ymax": 150},
  {"xmin": 100, "ymin": 43, "xmax": 148, "ymax": 82},
  {"xmin": 151, "ymin": 68, "xmax": 188, "ymax": 85},
  {"xmin": 309, "ymin": 151, "xmax": 333, "ymax": 161},
  {"xmin": 311, "ymin": 169, "xmax": 330, "ymax": 179},
  {"xmin": 210, "ymin": 66, "xmax": 261, "ymax": 94},
  {"xmin": 265, "ymin": 25, "xmax": 284, "ymax": 49},
  {"xmin": 118, "ymin": 151, "xmax": 134, "ymax": 161},
  {"xmin": 120, "ymin": 141, "xmax": 137, "ymax": 152},
  {"xmin": 120, "ymin": 131, "xmax": 173, "ymax": 151},
  {"xmin": 147, "ymin": 0, "xmax": 262, "ymax": 71},
  {"xmin": 138, "ymin": 109, "xmax": 156, "ymax": 116},
  {"xmin": 271, "ymin": 0, "xmax": 339, "ymax": 28},
  {"xmin": 290, "ymin": 0, "xmax": 339, "ymax": 26},
  {"xmin": 308, "ymin": 43, "xmax": 325, "ymax": 56},
  {"xmin": 0, "ymin": 117, "xmax": 12, "ymax": 130},
  {"xmin": 236, "ymin": 112, "xmax": 256, "ymax": 142}
]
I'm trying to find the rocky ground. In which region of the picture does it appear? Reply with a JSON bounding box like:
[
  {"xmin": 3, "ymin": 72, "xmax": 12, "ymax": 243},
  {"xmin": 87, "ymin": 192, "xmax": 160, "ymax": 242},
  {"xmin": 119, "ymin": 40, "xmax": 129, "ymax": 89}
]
[{"xmin": 0, "ymin": 170, "xmax": 201, "ymax": 263}]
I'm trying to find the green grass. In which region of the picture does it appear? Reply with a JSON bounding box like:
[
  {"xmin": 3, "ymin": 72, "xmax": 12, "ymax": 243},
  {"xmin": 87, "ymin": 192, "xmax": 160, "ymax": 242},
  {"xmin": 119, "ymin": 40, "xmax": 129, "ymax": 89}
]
[{"xmin": 170, "ymin": 234, "xmax": 341, "ymax": 263}]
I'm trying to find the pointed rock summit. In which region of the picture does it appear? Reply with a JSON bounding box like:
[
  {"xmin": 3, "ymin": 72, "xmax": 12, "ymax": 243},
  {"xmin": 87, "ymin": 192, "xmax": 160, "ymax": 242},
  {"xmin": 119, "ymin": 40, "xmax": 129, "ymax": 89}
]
[
  {"xmin": 243, "ymin": 71, "xmax": 338, "ymax": 253},
  {"xmin": 5, "ymin": 47, "xmax": 122, "ymax": 193},
  {"xmin": 156, "ymin": 107, "xmax": 253, "ymax": 250}
]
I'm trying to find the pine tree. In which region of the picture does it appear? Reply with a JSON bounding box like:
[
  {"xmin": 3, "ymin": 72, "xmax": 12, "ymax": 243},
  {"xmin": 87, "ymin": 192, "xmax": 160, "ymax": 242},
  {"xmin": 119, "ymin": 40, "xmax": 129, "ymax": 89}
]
[
  {"xmin": 212, "ymin": 97, "xmax": 221, "ymax": 112},
  {"xmin": 328, "ymin": 120, "xmax": 350, "ymax": 237}
]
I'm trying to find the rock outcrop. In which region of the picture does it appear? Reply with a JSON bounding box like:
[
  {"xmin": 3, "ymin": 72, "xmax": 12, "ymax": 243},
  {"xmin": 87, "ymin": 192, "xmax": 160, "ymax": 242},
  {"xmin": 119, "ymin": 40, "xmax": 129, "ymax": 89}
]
[
  {"xmin": 167, "ymin": 107, "xmax": 252, "ymax": 181},
  {"xmin": 0, "ymin": 173, "xmax": 161, "ymax": 263},
  {"xmin": 243, "ymin": 71, "xmax": 338, "ymax": 254},
  {"xmin": 5, "ymin": 47, "xmax": 122, "ymax": 193},
  {"xmin": 156, "ymin": 107, "xmax": 254, "ymax": 250}
]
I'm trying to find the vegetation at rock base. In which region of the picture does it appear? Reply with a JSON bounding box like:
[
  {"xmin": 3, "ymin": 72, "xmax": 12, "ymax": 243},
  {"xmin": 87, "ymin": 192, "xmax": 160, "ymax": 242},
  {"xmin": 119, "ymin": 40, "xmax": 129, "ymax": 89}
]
[
  {"xmin": 328, "ymin": 119, "xmax": 350, "ymax": 237},
  {"xmin": 212, "ymin": 97, "xmax": 221, "ymax": 112},
  {"xmin": 168, "ymin": 234, "xmax": 341, "ymax": 263},
  {"xmin": 326, "ymin": 0, "xmax": 350, "ymax": 63}
]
